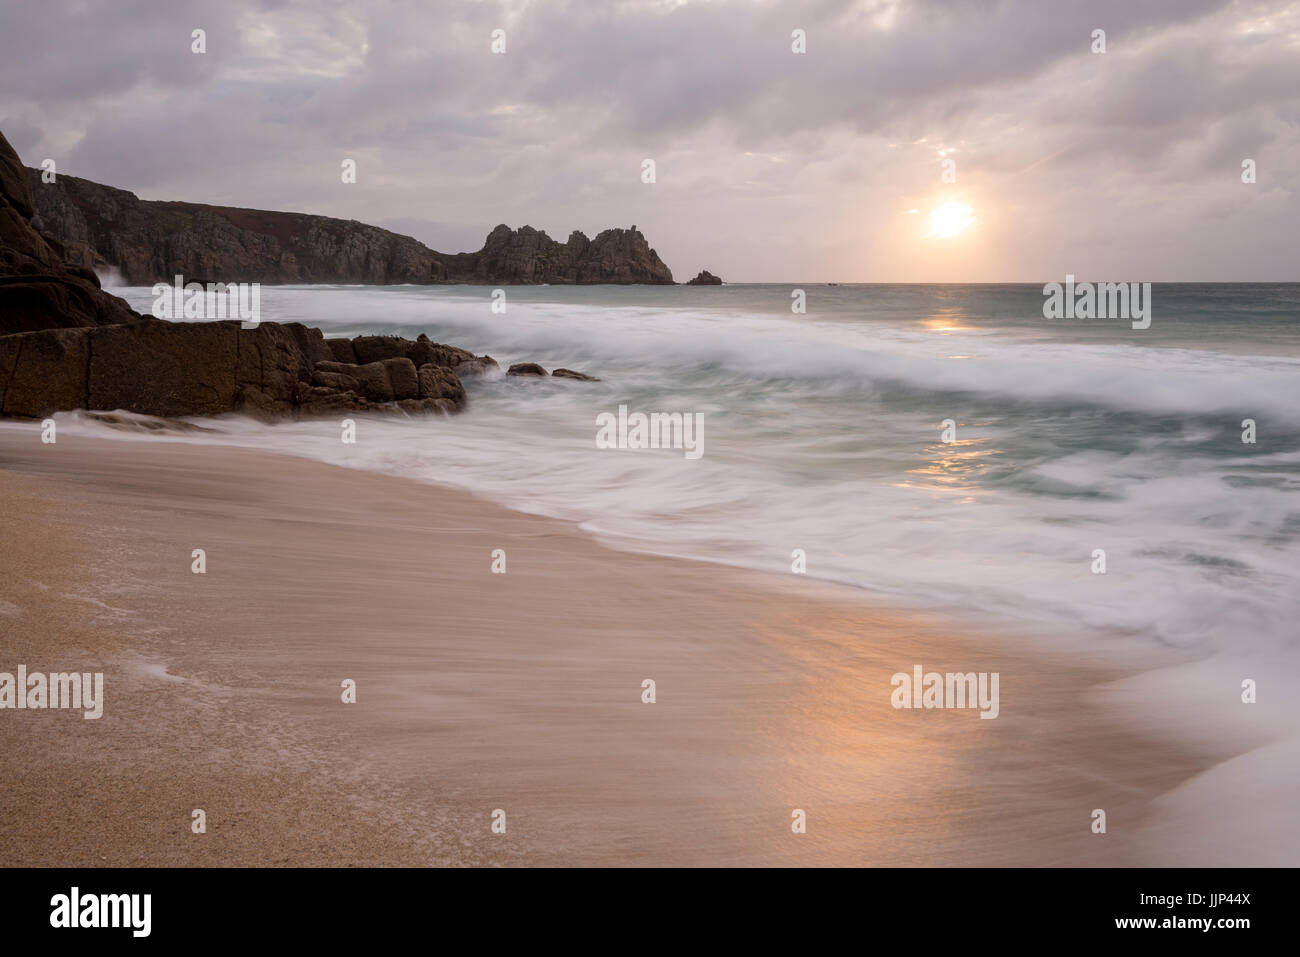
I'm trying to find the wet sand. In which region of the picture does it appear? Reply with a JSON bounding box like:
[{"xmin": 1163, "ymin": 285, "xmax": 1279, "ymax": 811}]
[{"xmin": 0, "ymin": 427, "xmax": 1208, "ymax": 866}]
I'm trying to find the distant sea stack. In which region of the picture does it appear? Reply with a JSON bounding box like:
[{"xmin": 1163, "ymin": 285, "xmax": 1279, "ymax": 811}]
[
  {"xmin": 440, "ymin": 223, "xmax": 673, "ymax": 286},
  {"xmin": 686, "ymin": 270, "xmax": 723, "ymax": 285},
  {"xmin": 26, "ymin": 168, "xmax": 675, "ymax": 286}
]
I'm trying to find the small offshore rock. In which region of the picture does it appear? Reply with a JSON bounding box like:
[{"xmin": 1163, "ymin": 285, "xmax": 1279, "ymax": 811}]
[{"xmin": 453, "ymin": 355, "xmax": 499, "ymax": 377}]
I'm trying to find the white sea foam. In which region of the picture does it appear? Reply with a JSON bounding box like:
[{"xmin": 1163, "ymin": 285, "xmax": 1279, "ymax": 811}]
[{"xmin": 66, "ymin": 284, "xmax": 1300, "ymax": 666}]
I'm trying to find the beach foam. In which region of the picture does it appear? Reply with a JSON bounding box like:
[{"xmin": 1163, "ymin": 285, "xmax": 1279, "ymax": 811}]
[{"xmin": 60, "ymin": 283, "xmax": 1300, "ymax": 673}]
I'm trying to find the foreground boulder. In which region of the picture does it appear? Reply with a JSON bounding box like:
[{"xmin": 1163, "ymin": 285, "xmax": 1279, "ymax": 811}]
[{"xmin": 552, "ymin": 368, "xmax": 600, "ymax": 381}]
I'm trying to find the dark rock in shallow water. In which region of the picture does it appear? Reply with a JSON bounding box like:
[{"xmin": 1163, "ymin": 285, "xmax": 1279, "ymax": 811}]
[
  {"xmin": 396, "ymin": 396, "xmax": 457, "ymax": 416},
  {"xmin": 507, "ymin": 362, "xmax": 548, "ymax": 377},
  {"xmin": 551, "ymin": 368, "xmax": 600, "ymax": 381},
  {"xmin": 453, "ymin": 355, "xmax": 499, "ymax": 377},
  {"xmin": 686, "ymin": 270, "xmax": 722, "ymax": 285},
  {"xmin": 81, "ymin": 411, "xmax": 224, "ymax": 433}
]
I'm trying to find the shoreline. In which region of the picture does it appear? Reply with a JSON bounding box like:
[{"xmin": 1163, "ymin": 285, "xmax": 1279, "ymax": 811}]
[{"xmin": 0, "ymin": 426, "xmax": 1260, "ymax": 866}]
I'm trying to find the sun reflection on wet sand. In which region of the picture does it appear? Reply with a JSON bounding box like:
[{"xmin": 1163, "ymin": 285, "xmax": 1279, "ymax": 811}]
[{"xmin": 712, "ymin": 592, "xmax": 1191, "ymax": 866}]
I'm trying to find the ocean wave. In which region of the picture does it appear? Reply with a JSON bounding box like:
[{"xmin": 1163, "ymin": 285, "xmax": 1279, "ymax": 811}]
[
  {"xmin": 89, "ymin": 283, "xmax": 1300, "ymax": 660},
  {"xmin": 112, "ymin": 284, "xmax": 1296, "ymax": 421}
]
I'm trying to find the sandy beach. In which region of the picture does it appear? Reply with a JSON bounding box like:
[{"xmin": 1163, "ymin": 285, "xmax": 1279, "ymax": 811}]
[{"xmin": 0, "ymin": 424, "xmax": 1226, "ymax": 867}]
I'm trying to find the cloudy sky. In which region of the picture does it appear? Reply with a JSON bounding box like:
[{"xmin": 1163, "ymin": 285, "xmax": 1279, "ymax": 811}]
[{"xmin": 1, "ymin": 0, "xmax": 1296, "ymax": 282}]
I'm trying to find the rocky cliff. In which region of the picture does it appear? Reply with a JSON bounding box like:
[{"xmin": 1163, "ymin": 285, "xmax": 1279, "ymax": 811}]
[
  {"xmin": 0, "ymin": 128, "xmax": 493, "ymax": 420},
  {"xmin": 0, "ymin": 131, "xmax": 142, "ymax": 335},
  {"xmin": 28, "ymin": 168, "xmax": 675, "ymax": 286}
]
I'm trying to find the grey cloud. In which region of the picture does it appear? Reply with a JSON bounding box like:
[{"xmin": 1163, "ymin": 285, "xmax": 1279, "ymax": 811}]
[{"xmin": 0, "ymin": 0, "xmax": 1296, "ymax": 280}]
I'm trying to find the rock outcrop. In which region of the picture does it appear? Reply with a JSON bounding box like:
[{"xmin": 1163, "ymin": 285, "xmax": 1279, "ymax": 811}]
[
  {"xmin": 0, "ymin": 321, "xmax": 479, "ymax": 420},
  {"xmin": 503, "ymin": 364, "xmax": 600, "ymax": 381},
  {"xmin": 28, "ymin": 167, "xmax": 676, "ymax": 286},
  {"xmin": 29, "ymin": 173, "xmax": 447, "ymax": 285},
  {"xmin": 453, "ymin": 356, "xmax": 500, "ymax": 378},
  {"xmin": 686, "ymin": 270, "xmax": 723, "ymax": 285},
  {"xmin": 0, "ymin": 130, "xmax": 142, "ymax": 335},
  {"xmin": 438, "ymin": 224, "xmax": 674, "ymax": 285},
  {"xmin": 0, "ymin": 129, "xmax": 492, "ymax": 420},
  {"xmin": 1, "ymin": 129, "xmax": 599, "ymax": 422},
  {"xmin": 506, "ymin": 362, "xmax": 549, "ymax": 377}
]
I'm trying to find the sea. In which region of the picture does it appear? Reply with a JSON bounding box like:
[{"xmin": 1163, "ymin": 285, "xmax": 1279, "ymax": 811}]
[{"xmin": 96, "ymin": 281, "xmax": 1300, "ymax": 663}]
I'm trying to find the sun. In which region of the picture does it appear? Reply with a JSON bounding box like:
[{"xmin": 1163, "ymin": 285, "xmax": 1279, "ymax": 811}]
[{"xmin": 927, "ymin": 201, "xmax": 976, "ymax": 239}]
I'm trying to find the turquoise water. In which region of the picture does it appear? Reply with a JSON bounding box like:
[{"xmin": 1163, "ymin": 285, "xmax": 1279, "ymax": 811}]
[{"xmin": 109, "ymin": 281, "xmax": 1300, "ymax": 656}]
